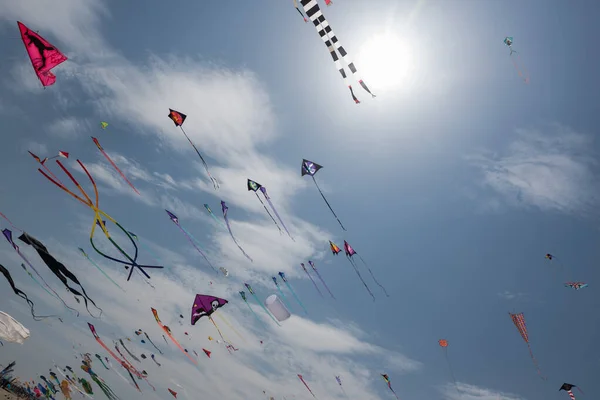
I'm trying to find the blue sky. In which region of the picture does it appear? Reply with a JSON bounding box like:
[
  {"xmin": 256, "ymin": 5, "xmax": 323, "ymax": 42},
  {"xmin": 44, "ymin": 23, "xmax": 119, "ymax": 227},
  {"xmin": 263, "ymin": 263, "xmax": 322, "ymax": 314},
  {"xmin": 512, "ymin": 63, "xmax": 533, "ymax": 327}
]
[{"xmin": 0, "ymin": 0, "xmax": 599, "ymax": 399}]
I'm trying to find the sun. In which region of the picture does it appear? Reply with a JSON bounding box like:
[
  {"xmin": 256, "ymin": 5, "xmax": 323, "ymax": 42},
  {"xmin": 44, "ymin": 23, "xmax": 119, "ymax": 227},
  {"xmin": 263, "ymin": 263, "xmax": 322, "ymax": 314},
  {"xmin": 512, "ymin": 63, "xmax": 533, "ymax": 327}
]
[{"xmin": 355, "ymin": 33, "xmax": 415, "ymax": 92}]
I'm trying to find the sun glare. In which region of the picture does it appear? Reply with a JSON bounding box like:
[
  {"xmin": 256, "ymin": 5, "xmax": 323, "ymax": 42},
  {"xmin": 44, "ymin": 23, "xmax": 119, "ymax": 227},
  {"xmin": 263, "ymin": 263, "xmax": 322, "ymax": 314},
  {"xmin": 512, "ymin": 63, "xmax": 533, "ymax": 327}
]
[{"xmin": 356, "ymin": 33, "xmax": 415, "ymax": 92}]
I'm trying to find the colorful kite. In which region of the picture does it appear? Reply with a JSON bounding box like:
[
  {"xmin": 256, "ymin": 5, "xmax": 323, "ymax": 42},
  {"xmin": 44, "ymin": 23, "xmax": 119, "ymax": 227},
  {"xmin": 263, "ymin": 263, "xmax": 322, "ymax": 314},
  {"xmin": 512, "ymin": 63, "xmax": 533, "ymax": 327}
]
[
  {"xmin": 165, "ymin": 210, "xmax": 217, "ymax": 273},
  {"xmin": 78, "ymin": 248, "xmax": 124, "ymax": 292},
  {"xmin": 247, "ymin": 179, "xmax": 293, "ymax": 239},
  {"xmin": 565, "ymin": 282, "xmax": 588, "ymax": 290},
  {"xmin": 294, "ymin": 2, "xmax": 374, "ymax": 103},
  {"xmin": 239, "ymin": 291, "xmax": 267, "ymax": 328},
  {"xmin": 300, "ymin": 263, "xmax": 323, "ymax": 297},
  {"xmin": 91, "ymin": 137, "xmax": 140, "ymax": 195},
  {"xmin": 167, "ymin": 108, "xmax": 219, "ymax": 190},
  {"xmin": 308, "ymin": 260, "xmax": 335, "ymax": 299},
  {"xmin": 100, "ymin": 122, "xmax": 108, "ymax": 130},
  {"xmin": 381, "ymin": 374, "xmax": 400, "ymax": 400},
  {"xmin": 344, "ymin": 240, "xmax": 389, "ymax": 296},
  {"xmin": 337, "ymin": 240, "xmax": 374, "ymax": 300},
  {"xmin": 509, "ymin": 312, "xmax": 544, "ymax": 379},
  {"xmin": 302, "ymin": 159, "xmax": 346, "ymax": 230},
  {"xmin": 94, "ymin": 354, "xmax": 109, "ymax": 370},
  {"xmin": 203, "ymin": 349, "xmax": 211, "ymax": 358},
  {"xmin": 279, "ymin": 272, "xmax": 308, "ymax": 314},
  {"xmin": 204, "ymin": 204, "xmax": 227, "ymax": 228},
  {"xmin": 151, "ymin": 308, "xmax": 198, "ymax": 366},
  {"xmin": 18, "ymin": 21, "xmax": 67, "ymax": 87},
  {"xmin": 438, "ymin": 339, "xmax": 459, "ymax": 394},
  {"xmin": 80, "ymin": 359, "xmax": 121, "ymax": 400},
  {"xmin": 221, "ymin": 201, "xmax": 253, "ymax": 262},
  {"xmin": 245, "ymin": 283, "xmax": 280, "ymax": 326},
  {"xmin": 560, "ymin": 383, "xmax": 583, "ymax": 400},
  {"xmin": 0, "ymin": 263, "xmax": 53, "ymax": 320},
  {"xmin": 503, "ymin": 37, "xmax": 530, "ymax": 84},
  {"xmin": 37, "ymin": 159, "xmax": 163, "ymax": 281},
  {"xmin": 297, "ymin": 374, "xmax": 317, "ymax": 398},
  {"xmin": 191, "ymin": 294, "xmax": 233, "ymax": 345}
]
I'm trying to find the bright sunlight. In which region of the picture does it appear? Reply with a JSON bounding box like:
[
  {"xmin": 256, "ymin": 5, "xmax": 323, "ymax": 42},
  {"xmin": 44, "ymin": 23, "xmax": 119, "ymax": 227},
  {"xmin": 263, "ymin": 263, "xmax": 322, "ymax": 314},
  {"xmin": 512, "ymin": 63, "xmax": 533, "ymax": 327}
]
[{"xmin": 356, "ymin": 33, "xmax": 415, "ymax": 92}]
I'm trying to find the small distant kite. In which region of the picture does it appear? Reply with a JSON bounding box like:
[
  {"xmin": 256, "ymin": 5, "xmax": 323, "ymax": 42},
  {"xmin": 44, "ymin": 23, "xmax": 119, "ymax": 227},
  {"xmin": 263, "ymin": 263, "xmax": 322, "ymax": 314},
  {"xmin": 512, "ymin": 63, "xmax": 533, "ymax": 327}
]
[
  {"xmin": 509, "ymin": 312, "xmax": 545, "ymax": 379},
  {"xmin": 503, "ymin": 36, "xmax": 530, "ymax": 84},
  {"xmin": 381, "ymin": 374, "xmax": 400, "ymax": 400},
  {"xmin": 298, "ymin": 374, "xmax": 317, "ymax": 398},
  {"xmin": 168, "ymin": 388, "xmax": 178, "ymax": 398},
  {"xmin": 559, "ymin": 383, "xmax": 583, "ymax": 400},
  {"xmin": 167, "ymin": 108, "xmax": 219, "ymax": 190},
  {"xmin": 438, "ymin": 339, "xmax": 459, "ymax": 394},
  {"xmin": 565, "ymin": 282, "xmax": 588, "ymax": 290},
  {"xmin": 18, "ymin": 21, "xmax": 67, "ymax": 87},
  {"xmin": 100, "ymin": 122, "xmax": 108, "ymax": 130}
]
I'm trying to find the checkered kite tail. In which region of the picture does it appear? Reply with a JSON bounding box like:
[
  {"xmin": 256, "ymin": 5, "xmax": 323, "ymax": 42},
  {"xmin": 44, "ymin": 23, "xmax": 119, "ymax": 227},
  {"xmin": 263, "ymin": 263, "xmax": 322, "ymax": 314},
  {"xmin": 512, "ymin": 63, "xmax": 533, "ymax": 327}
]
[{"xmin": 299, "ymin": 0, "xmax": 375, "ymax": 103}]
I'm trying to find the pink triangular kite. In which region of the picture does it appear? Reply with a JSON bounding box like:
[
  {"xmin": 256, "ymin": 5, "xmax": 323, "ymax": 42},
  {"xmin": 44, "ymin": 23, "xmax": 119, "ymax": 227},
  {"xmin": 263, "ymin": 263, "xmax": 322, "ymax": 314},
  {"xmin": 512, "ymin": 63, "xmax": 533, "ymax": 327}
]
[{"xmin": 18, "ymin": 21, "xmax": 67, "ymax": 87}]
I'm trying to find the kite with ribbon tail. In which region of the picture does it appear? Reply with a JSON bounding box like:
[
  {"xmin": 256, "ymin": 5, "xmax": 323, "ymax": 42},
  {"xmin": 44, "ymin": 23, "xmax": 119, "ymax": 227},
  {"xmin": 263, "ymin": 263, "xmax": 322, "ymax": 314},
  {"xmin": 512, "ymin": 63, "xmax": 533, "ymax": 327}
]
[
  {"xmin": 279, "ymin": 272, "xmax": 308, "ymax": 314},
  {"xmin": 95, "ymin": 354, "xmax": 109, "ymax": 370},
  {"xmin": 239, "ymin": 291, "xmax": 267, "ymax": 328},
  {"xmin": 565, "ymin": 282, "xmax": 588, "ymax": 290},
  {"xmin": 245, "ymin": 284, "xmax": 280, "ymax": 326},
  {"xmin": 118, "ymin": 338, "xmax": 140, "ymax": 363},
  {"xmin": 247, "ymin": 179, "xmax": 293, "ymax": 239},
  {"xmin": 167, "ymin": 108, "xmax": 219, "ymax": 190},
  {"xmin": 151, "ymin": 308, "xmax": 198, "ymax": 366},
  {"xmin": 221, "ymin": 201, "xmax": 253, "ymax": 262},
  {"xmin": 91, "ymin": 137, "xmax": 140, "ymax": 195},
  {"xmin": 335, "ymin": 376, "xmax": 347, "ymax": 397},
  {"xmin": 300, "ymin": 263, "xmax": 323, "ymax": 297},
  {"xmin": 332, "ymin": 240, "xmax": 374, "ymax": 300},
  {"xmin": 344, "ymin": 240, "xmax": 389, "ymax": 297},
  {"xmin": 293, "ymin": 2, "xmax": 374, "ymax": 103},
  {"xmin": 302, "ymin": 159, "xmax": 346, "ymax": 230},
  {"xmin": 151, "ymin": 354, "xmax": 161, "ymax": 366},
  {"xmin": 0, "ymin": 264, "xmax": 55, "ymax": 320},
  {"xmin": 100, "ymin": 122, "xmax": 108, "ymax": 130},
  {"xmin": 18, "ymin": 21, "xmax": 67, "ymax": 87},
  {"xmin": 2, "ymin": 229, "xmax": 79, "ymax": 316},
  {"xmin": 165, "ymin": 210, "xmax": 217, "ymax": 273},
  {"xmin": 191, "ymin": 294, "xmax": 235, "ymax": 349},
  {"xmin": 78, "ymin": 248, "xmax": 124, "ymax": 292},
  {"xmin": 509, "ymin": 312, "xmax": 545, "ymax": 379},
  {"xmin": 381, "ymin": 374, "xmax": 400, "ymax": 400},
  {"xmin": 298, "ymin": 374, "xmax": 317, "ymax": 398},
  {"xmin": 560, "ymin": 383, "xmax": 583, "ymax": 400},
  {"xmin": 503, "ymin": 37, "xmax": 530, "ymax": 84},
  {"xmin": 204, "ymin": 204, "xmax": 227, "ymax": 228},
  {"xmin": 141, "ymin": 331, "xmax": 162, "ymax": 354},
  {"xmin": 36, "ymin": 158, "xmax": 163, "ymax": 281},
  {"xmin": 308, "ymin": 260, "xmax": 335, "ymax": 299}
]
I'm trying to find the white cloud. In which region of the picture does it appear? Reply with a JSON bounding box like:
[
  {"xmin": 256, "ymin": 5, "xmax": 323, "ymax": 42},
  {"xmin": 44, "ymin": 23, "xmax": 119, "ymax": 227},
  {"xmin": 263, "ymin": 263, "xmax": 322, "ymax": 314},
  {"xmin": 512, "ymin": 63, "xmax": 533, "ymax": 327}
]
[
  {"xmin": 46, "ymin": 116, "xmax": 90, "ymax": 138},
  {"xmin": 441, "ymin": 382, "xmax": 525, "ymax": 400},
  {"xmin": 470, "ymin": 123, "xmax": 598, "ymax": 215}
]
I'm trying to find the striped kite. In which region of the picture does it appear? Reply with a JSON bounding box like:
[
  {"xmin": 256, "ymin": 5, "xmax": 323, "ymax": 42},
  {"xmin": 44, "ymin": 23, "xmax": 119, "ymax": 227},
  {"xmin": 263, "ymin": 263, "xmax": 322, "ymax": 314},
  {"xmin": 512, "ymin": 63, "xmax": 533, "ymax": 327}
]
[{"xmin": 509, "ymin": 312, "xmax": 545, "ymax": 379}]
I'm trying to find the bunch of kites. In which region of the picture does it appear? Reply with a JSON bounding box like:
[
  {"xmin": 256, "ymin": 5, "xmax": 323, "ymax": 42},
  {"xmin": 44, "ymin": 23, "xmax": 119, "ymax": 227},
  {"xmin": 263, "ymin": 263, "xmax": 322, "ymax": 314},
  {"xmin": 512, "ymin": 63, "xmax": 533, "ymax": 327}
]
[{"xmin": 0, "ymin": 3, "xmax": 590, "ymax": 400}]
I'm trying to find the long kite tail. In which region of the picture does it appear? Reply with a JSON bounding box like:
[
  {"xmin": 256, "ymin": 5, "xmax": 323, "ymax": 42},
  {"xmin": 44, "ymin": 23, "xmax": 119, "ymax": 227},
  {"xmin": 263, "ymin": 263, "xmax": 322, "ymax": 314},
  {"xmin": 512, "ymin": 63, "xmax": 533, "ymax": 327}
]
[
  {"xmin": 389, "ymin": 387, "xmax": 400, "ymax": 400},
  {"xmin": 347, "ymin": 257, "xmax": 375, "ymax": 301},
  {"xmin": 204, "ymin": 204, "xmax": 227, "ymax": 229},
  {"xmin": 143, "ymin": 332, "xmax": 163, "ymax": 354},
  {"xmin": 251, "ymin": 293, "xmax": 281, "ymax": 326},
  {"xmin": 510, "ymin": 52, "xmax": 530, "ymax": 84},
  {"xmin": 262, "ymin": 194, "xmax": 294, "ymax": 240},
  {"xmin": 310, "ymin": 265, "xmax": 335, "ymax": 299},
  {"xmin": 119, "ymin": 339, "xmax": 140, "ymax": 363},
  {"xmin": 526, "ymin": 342, "xmax": 546, "ymax": 380},
  {"xmin": 223, "ymin": 215, "xmax": 253, "ymax": 262},
  {"xmin": 284, "ymin": 281, "xmax": 309, "ymax": 314},
  {"xmin": 79, "ymin": 250, "xmax": 125, "ymax": 292},
  {"xmin": 303, "ymin": 267, "xmax": 324, "ymax": 298},
  {"xmin": 357, "ymin": 255, "xmax": 389, "ymax": 297},
  {"xmin": 93, "ymin": 138, "xmax": 140, "ymax": 195},
  {"xmin": 255, "ymin": 193, "xmax": 283, "ymax": 235},
  {"xmin": 215, "ymin": 313, "xmax": 247, "ymax": 344},
  {"xmin": 179, "ymin": 126, "xmax": 219, "ymax": 190},
  {"xmin": 311, "ymin": 176, "xmax": 346, "ymax": 231},
  {"xmin": 178, "ymin": 224, "xmax": 218, "ymax": 273},
  {"xmin": 243, "ymin": 300, "xmax": 268, "ymax": 329}
]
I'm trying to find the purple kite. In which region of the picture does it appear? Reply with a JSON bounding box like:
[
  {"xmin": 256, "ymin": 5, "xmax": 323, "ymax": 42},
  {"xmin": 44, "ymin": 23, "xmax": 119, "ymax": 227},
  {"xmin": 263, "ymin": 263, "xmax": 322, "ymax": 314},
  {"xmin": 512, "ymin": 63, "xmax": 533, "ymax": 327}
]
[
  {"xmin": 18, "ymin": 21, "xmax": 67, "ymax": 87},
  {"xmin": 221, "ymin": 201, "xmax": 253, "ymax": 262},
  {"xmin": 344, "ymin": 240, "xmax": 389, "ymax": 298},
  {"xmin": 191, "ymin": 294, "xmax": 228, "ymax": 325}
]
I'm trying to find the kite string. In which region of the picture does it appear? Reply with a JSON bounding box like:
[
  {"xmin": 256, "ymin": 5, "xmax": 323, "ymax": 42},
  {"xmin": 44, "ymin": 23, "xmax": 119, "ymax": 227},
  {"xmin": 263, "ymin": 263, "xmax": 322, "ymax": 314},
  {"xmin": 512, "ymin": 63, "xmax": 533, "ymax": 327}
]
[
  {"xmin": 215, "ymin": 313, "xmax": 247, "ymax": 344},
  {"xmin": 358, "ymin": 255, "xmax": 389, "ymax": 297},
  {"xmin": 526, "ymin": 343, "xmax": 546, "ymax": 380},
  {"xmin": 179, "ymin": 126, "xmax": 219, "ymax": 190},
  {"xmin": 443, "ymin": 349, "xmax": 460, "ymax": 395},
  {"xmin": 283, "ymin": 280, "xmax": 308, "ymax": 314},
  {"xmin": 347, "ymin": 256, "xmax": 375, "ymax": 301},
  {"xmin": 255, "ymin": 192, "xmax": 283, "ymax": 234}
]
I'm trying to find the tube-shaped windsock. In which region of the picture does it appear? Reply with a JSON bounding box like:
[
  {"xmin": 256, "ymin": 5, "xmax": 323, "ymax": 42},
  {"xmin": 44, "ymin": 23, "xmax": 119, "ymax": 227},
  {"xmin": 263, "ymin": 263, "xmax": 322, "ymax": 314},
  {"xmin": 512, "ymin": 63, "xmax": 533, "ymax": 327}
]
[{"xmin": 264, "ymin": 294, "xmax": 291, "ymax": 322}]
